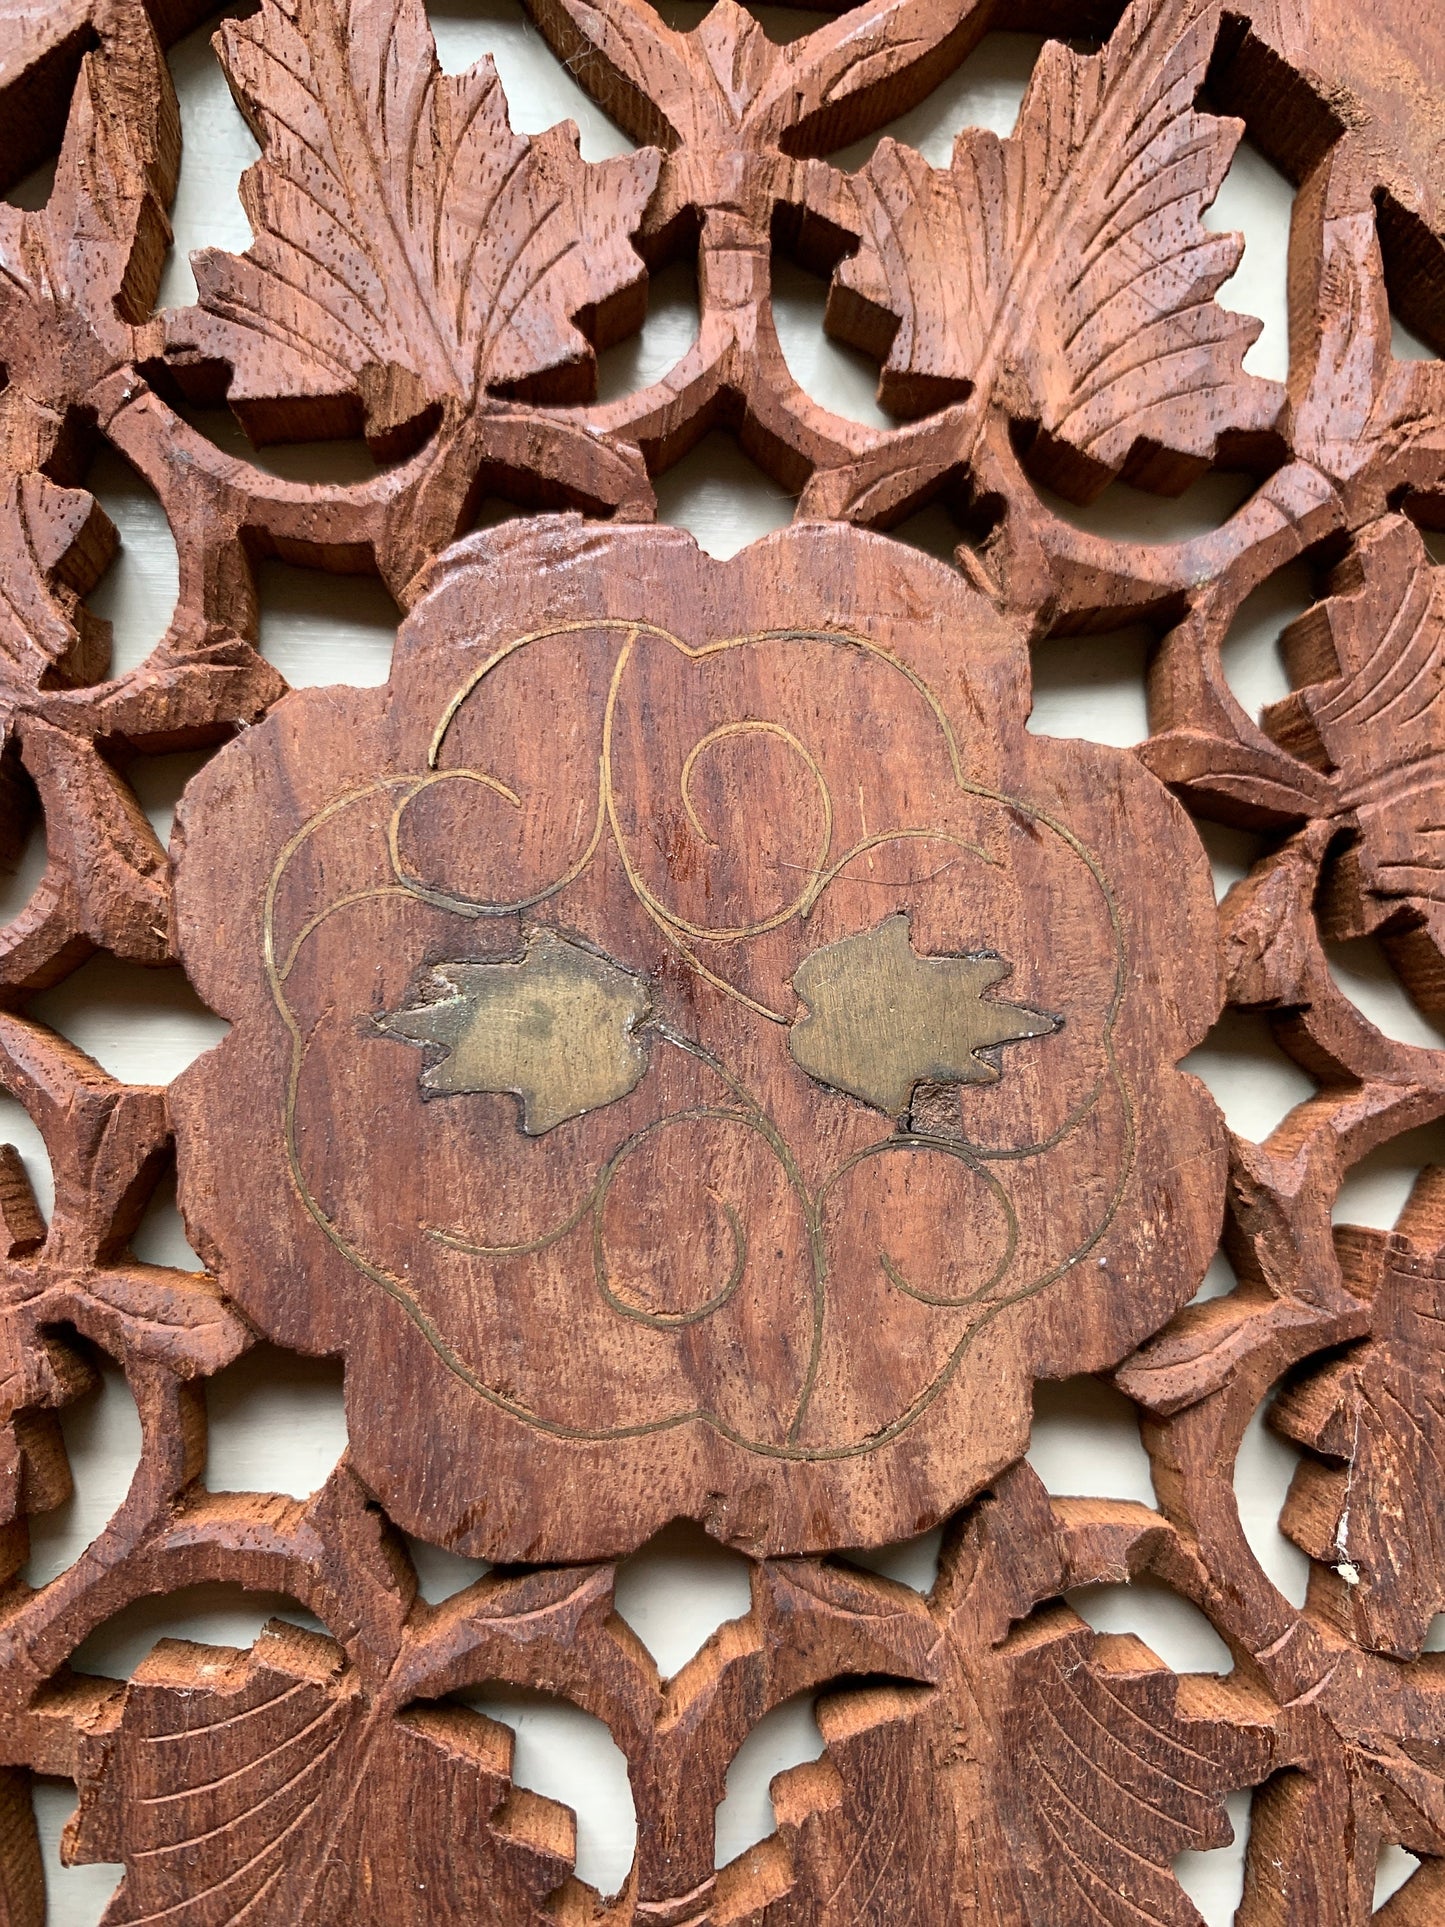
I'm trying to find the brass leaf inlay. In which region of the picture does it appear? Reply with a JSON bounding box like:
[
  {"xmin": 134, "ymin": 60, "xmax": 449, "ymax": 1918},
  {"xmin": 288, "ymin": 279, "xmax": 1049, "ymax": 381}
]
[
  {"xmin": 788, "ymin": 912, "xmax": 1060, "ymax": 1117},
  {"xmin": 379, "ymin": 928, "xmax": 651, "ymax": 1134}
]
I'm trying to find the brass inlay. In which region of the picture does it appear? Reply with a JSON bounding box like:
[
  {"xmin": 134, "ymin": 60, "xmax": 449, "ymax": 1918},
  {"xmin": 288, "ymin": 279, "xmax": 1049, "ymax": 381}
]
[
  {"xmin": 263, "ymin": 617, "xmax": 1136, "ymax": 1461},
  {"xmin": 379, "ymin": 927, "xmax": 651, "ymax": 1133},
  {"xmin": 789, "ymin": 913, "xmax": 1060, "ymax": 1117}
]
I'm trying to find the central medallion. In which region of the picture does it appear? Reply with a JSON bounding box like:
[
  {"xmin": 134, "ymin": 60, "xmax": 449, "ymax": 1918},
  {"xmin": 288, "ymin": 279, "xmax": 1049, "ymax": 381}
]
[{"xmin": 172, "ymin": 519, "xmax": 1225, "ymax": 1561}]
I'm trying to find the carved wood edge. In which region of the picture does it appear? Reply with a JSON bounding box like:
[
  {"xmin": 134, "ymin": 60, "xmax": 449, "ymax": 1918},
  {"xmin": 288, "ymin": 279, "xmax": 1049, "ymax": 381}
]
[{"xmin": 2, "ymin": 0, "xmax": 1445, "ymax": 1919}]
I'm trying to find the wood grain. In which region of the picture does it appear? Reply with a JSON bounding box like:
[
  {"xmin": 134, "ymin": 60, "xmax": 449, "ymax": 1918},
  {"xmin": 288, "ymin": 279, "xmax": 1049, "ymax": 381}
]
[
  {"xmin": 1, "ymin": 0, "xmax": 1445, "ymax": 1916},
  {"xmin": 170, "ymin": 517, "xmax": 1224, "ymax": 1561}
]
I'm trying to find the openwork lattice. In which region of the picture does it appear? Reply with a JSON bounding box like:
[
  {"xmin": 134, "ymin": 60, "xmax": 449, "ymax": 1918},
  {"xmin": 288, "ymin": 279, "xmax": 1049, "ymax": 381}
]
[{"xmin": 3, "ymin": 0, "xmax": 1445, "ymax": 1917}]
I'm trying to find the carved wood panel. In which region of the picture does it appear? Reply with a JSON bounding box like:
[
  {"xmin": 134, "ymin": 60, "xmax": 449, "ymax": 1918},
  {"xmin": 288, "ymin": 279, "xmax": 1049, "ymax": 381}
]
[{"xmin": 3, "ymin": 0, "xmax": 1445, "ymax": 1919}]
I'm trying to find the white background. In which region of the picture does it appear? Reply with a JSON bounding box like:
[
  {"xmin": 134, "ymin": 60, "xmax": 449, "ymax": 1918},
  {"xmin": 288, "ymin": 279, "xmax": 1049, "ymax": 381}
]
[{"xmin": 4, "ymin": 5, "xmax": 1443, "ymax": 1918}]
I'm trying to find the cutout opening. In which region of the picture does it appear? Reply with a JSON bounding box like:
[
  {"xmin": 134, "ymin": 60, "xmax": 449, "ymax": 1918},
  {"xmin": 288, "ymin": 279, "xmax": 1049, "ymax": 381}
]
[
  {"xmin": 595, "ymin": 256, "xmax": 701, "ymax": 405},
  {"xmin": 1409, "ymin": 519, "xmax": 1445, "ymax": 570},
  {"xmin": 1376, "ymin": 190, "xmax": 1445, "ymax": 364},
  {"xmin": 652, "ymin": 0, "xmax": 819, "ymax": 46},
  {"xmin": 403, "ymin": 1534, "xmax": 493, "ymax": 1604},
  {"xmin": 1193, "ymin": 819, "xmax": 1270, "ymax": 903},
  {"xmin": 156, "ymin": 4, "xmax": 261, "ymax": 312},
  {"xmin": 714, "ymin": 1690, "xmax": 825, "ymax": 1870},
  {"xmin": 1027, "ymin": 625, "xmax": 1153, "ymax": 746},
  {"xmin": 1066, "ymin": 1579, "xmax": 1234, "ymax": 1676},
  {"xmin": 174, "ymin": 403, "xmax": 388, "ymax": 484},
  {"xmin": 1027, "ymin": 1375, "xmax": 1156, "ymax": 1506},
  {"xmin": 203, "ymin": 1344, "xmax": 347, "ymax": 1499},
  {"xmin": 84, "ymin": 444, "xmax": 179, "ymax": 678},
  {"xmin": 427, "ymin": 0, "xmax": 637, "ymax": 159},
  {"xmin": 1374, "ymin": 1842, "xmax": 1423, "ymax": 1912},
  {"xmin": 0, "ymin": 6, "xmax": 90, "ymax": 200},
  {"xmin": 0, "ymin": 756, "xmax": 47, "ymax": 928},
  {"xmin": 22, "ymin": 1336, "xmax": 142, "ymax": 1590},
  {"xmin": 255, "ymin": 558, "xmax": 400, "ymax": 688},
  {"xmin": 885, "ymin": 501, "xmax": 967, "ymax": 566},
  {"xmin": 467, "ymin": 493, "xmax": 526, "ymax": 534},
  {"xmin": 1235, "ymin": 1389, "xmax": 1310, "ymax": 1607},
  {"xmin": 1182, "ymin": 1009, "xmax": 1316, "ymax": 1142},
  {"xmin": 0, "ymin": 1090, "xmax": 54, "ymax": 1225},
  {"xmin": 1189, "ymin": 1247, "xmax": 1240, "ymax": 1307},
  {"xmin": 68, "ymin": 1582, "xmax": 326, "ymax": 1681},
  {"xmin": 128, "ymin": 1162, "xmax": 202, "ymax": 1271},
  {"xmin": 841, "ymin": 1525, "xmax": 943, "ymax": 1595},
  {"xmin": 612, "ymin": 1520, "xmax": 753, "ymax": 1676},
  {"xmin": 828, "ymin": 31, "xmax": 1047, "ymax": 170},
  {"xmin": 3, "ymin": 154, "xmax": 59, "ymax": 213},
  {"xmin": 1391, "ymin": 315, "xmax": 1438, "ymax": 364},
  {"xmin": 31, "ymin": 1773, "xmax": 122, "ymax": 1927},
  {"xmin": 1324, "ymin": 938, "xmax": 1445, "ymax": 1053},
  {"xmin": 454, "ymin": 1683, "xmax": 635, "ymax": 1897},
  {"xmin": 1173, "ymin": 1783, "xmax": 1252, "ymax": 1927},
  {"xmin": 1203, "ymin": 132, "xmax": 1294, "ymax": 383},
  {"xmin": 652, "ymin": 430, "xmax": 796, "ymax": 557},
  {"xmin": 122, "ymin": 746, "xmax": 215, "ymax": 851},
  {"xmin": 27, "ymin": 956, "xmax": 228, "ymax": 1086},
  {"xmin": 1334, "ymin": 1121, "xmax": 1445, "ymax": 1231},
  {"xmin": 1219, "ymin": 559, "xmax": 1315, "ymax": 723},
  {"xmin": 1033, "ymin": 469, "xmax": 1256, "ymax": 542},
  {"xmin": 771, "ymin": 254, "xmax": 892, "ymax": 430}
]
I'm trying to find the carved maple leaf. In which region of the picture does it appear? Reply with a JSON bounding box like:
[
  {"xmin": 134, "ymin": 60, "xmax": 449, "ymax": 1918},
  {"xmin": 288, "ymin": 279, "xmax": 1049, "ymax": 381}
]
[
  {"xmin": 824, "ymin": 0, "xmax": 1278, "ymax": 494},
  {"xmin": 951, "ymin": 1471, "xmax": 1272, "ymax": 1927},
  {"xmin": 1274, "ymin": 1166, "xmax": 1445, "ymax": 1660},
  {"xmin": 1261, "ymin": 516, "xmax": 1445, "ymax": 957},
  {"xmin": 789, "ymin": 912, "xmax": 1058, "ymax": 1117},
  {"xmin": 177, "ymin": 0, "xmax": 659, "ymax": 445},
  {"xmin": 770, "ymin": 1663, "xmax": 1240, "ymax": 1927},
  {"xmin": 379, "ymin": 926, "xmax": 652, "ymax": 1133},
  {"xmin": 66, "ymin": 1620, "xmax": 575, "ymax": 1923},
  {"xmin": 988, "ymin": 1614, "xmax": 1267, "ymax": 1925},
  {"xmin": 528, "ymin": 0, "xmax": 978, "ymax": 225},
  {"xmin": 760, "ymin": 1468, "xmax": 1273, "ymax": 1925},
  {"xmin": 0, "ymin": 472, "xmax": 114, "ymax": 690},
  {"xmin": 0, "ymin": 11, "xmax": 175, "ymax": 405},
  {"xmin": 0, "ymin": 1012, "xmax": 248, "ymax": 1394},
  {"xmin": 1141, "ymin": 511, "xmax": 1445, "ymax": 983}
]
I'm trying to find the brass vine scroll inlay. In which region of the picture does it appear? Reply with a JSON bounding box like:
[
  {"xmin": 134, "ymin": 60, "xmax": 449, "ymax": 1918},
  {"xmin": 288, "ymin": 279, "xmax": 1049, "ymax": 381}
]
[{"xmin": 255, "ymin": 612, "xmax": 1144, "ymax": 1471}]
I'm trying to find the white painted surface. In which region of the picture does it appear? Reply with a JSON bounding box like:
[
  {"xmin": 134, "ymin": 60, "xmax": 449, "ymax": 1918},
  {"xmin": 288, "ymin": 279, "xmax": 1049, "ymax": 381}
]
[{"xmin": 5, "ymin": 9, "xmax": 1439, "ymax": 1922}]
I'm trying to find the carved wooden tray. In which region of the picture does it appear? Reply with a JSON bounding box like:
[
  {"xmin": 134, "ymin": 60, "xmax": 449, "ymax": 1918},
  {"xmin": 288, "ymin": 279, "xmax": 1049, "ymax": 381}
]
[{"xmin": 4, "ymin": 0, "xmax": 1445, "ymax": 1919}]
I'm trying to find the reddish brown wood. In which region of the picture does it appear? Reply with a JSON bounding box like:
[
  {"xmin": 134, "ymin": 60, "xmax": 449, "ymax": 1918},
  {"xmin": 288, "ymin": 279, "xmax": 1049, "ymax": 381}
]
[
  {"xmin": 1231, "ymin": 0, "xmax": 1445, "ymax": 346},
  {"xmin": 2, "ymin": 0, "xmax": 1445, "ymax": 1916},
  {"xmin": 170, "ymin": 517, "xmax": 1224, "ymax": 1561}
]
